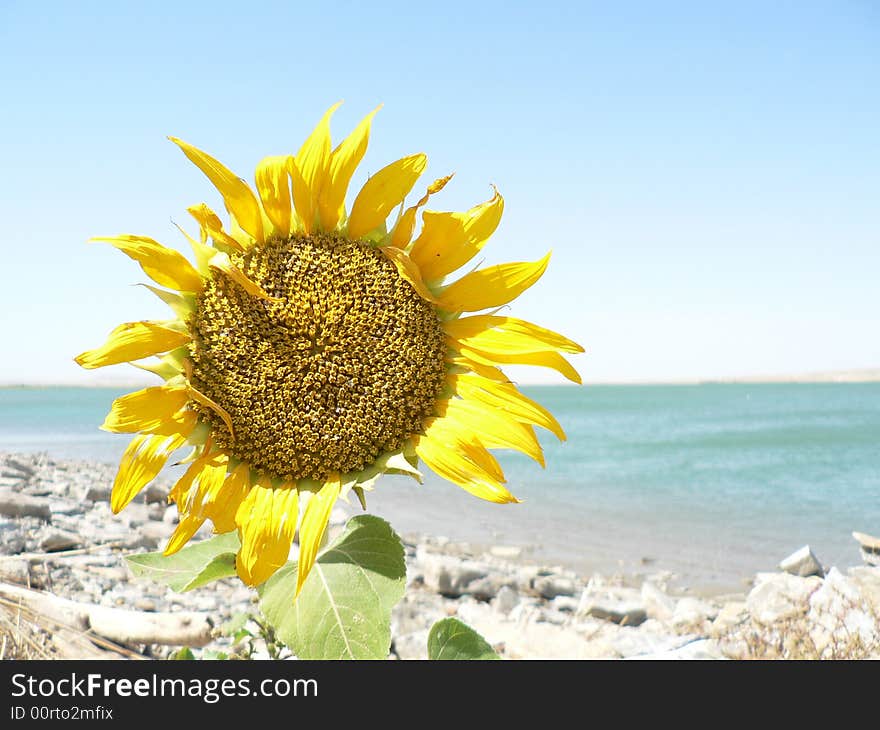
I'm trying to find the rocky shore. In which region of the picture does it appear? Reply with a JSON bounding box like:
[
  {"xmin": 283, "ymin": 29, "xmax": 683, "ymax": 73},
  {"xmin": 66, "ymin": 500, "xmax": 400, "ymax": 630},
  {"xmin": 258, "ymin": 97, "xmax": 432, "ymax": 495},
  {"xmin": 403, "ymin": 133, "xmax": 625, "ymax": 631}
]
[{"xmin": 1, "ymin": 451, "xmax": 878, "ymax": 660}]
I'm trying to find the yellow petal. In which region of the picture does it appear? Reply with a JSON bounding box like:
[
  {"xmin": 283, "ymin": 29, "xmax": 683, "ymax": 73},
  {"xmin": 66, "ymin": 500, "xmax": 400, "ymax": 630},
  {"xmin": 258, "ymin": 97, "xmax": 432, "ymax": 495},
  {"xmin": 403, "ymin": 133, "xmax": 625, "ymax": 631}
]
[
  {"xmin": 169, "ymin": 136, "xmax": 264, "ymax": 243},
  {"xmin": 186, "ymin": 383, "xmax": 235, "ymax": 439},
  {"xmin": 347, "ymin": 154, "xmax": 427, "ymax": 240},
  {"xmin": 446, "ymin": 354, "xmax": 509, "ymax": 382},
  {"xmin": 165, "ymin": 451, "xmax": 229, "ymax": 555},
  {"xmin": 235, "ymin": 480, "xmax": 299, "ymax": 587},
  {"xmin": 208, "ymin": 251, "xmax": 283, "ymax": 303},
  {"xmin": 409, "ymin": 187, "xmax": 504, "ymax": 281},
  {"xmin": 187, "ymin": 203, "xmax": 244, "ymax": 252},
  {"xmin": 207, "ymin": 462, "xmax": 252, "ymax": 534},
  {"xmin": 439, "ymin": 398, "xmax": 545, "ymax": 467},
  {"xmin": 130, "ymin": 348, "xmax": 189, "ymax": 382},
  {"xmin": 110, "ymin": 431, "xmax": 189, "ymax": 514},
  {"xmin": 452, "ymin": 372, "xmax": 566, "ymax": 441},
  {"xmin": 292, "ymin": 102, "xmax": 341, "ymax": 235},
  {"xmin": 444, "ymin": 315, "xmax": 584, "ymax": 355},
  {"xmin": 379, "ymin": 246, "xmax": 440, "ymax": 304},
  {"xmin": 414, "ymin": 425, "xmax": 518, "ymax": 504},
  {"xmin": 436, "ymin": 252, "xmax": 551, "ymax": 313},
  {"xmin": 255, "ymin": 155, "xmax": 293, "ymax": 239},
  {"xmin": 458, "ymin": 344, "xmax": 582, "ymax": 384},
  {"xmin": 75, "ymin": 321, "xmax": 191, "ymax": 369},
  {"xmin": 318, "ymin": 105, "xmax": 381, "ymax": 231},
  {"xmin": 101, "ymin": 385, "xmax": 189, "ymax": 434},
  {"xmin": 296, "ymin": 474, "xmax": 341, "ymax": 597},
  {"xmin": 140, "ymin": 285, "xmax": 196, "ymax": 320},
  {"xmin": 90, "ymin": 235, "xmax": 203, "ymax": 293},
  {"xmin": 390, "ymin": 173, "xmax": 454, "ymax": 249}
]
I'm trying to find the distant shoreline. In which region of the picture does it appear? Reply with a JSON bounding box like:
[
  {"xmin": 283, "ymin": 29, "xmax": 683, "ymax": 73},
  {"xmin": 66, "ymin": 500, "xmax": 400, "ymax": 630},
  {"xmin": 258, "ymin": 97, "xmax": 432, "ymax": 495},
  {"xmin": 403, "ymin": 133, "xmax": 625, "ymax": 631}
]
[
  {"xmin": 3, "ymin": 368, "xmax": 880, "ymax": 389},
  {"xmin": 586, "ymin": 369, "xmax": 880, "ymax": 386}
]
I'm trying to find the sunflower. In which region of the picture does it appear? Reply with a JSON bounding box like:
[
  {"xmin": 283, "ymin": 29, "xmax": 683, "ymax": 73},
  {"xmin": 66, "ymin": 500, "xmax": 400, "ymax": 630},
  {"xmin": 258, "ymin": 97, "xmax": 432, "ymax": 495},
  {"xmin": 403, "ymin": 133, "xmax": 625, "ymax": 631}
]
[{"xmin": 75, "ymin": 104, "xmax": 583, "ymax": 595}]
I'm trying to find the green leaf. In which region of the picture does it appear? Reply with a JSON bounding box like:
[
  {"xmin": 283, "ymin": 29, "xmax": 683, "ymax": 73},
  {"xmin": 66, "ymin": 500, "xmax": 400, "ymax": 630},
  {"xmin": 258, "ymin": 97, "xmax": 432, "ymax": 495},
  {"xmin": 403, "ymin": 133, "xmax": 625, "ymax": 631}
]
[
  {"xmin": 170, "ymin": 647, "xmax": 196, "ymax": 660},
  {"xmin": 125, "ymin": 532, "xmax": 240, "ymax": 592},
  {"xmin": 427, "ymin": 618, "xmax": 500, "ymax": 660},
  {"xmin": 221, "ymin": 612, "xmax": 251, "ymax": 636},
  {"xmin": 258, "ymin": 514, "xmax": 405, "ymax": 660}
]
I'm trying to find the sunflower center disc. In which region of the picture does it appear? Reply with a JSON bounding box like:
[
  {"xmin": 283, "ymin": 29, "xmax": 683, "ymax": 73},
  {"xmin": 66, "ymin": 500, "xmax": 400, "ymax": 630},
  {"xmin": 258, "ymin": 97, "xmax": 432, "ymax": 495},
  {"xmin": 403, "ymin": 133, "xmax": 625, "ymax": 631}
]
[{"xmin": 190, "ymin": 233, "xmax": 447, "ymax": 481}]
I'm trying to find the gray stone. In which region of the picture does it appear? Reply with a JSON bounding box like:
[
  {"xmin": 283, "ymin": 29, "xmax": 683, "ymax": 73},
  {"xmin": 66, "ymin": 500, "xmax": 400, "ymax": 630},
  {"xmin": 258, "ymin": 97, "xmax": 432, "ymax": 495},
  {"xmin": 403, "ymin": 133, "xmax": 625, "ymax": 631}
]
[
  {"xmin": 40, "ymin": 529, "xmax": 82, "ymax": 552},
  {"xmin": 2, "ymin": 458, "xmax": 35, "ymax": 479},
  {"xmin": 82, "ymin": 483, "xmax": 112, "ymax": 503},
  {"xmin": 418, "ymin": 551, "xmax": 488, "ymax": 597},
  {"xmin": 465, "ymin": 575, "xmax": 506, "ymax": 601},
  {"xmin": 0, "ymin": 489, "xmax": 51, "ymax": 520},
  {"xmin": 163, "ymin": 506, "xmax": 179, "ymax": 524},
  {"xmin": 493, "ymin": 586, "xmax": 520, "ymax": 615},
  {"xmin": 532, "ymin": 575, "xmax": 577, "ymax": 599},
  {"xmin": 746, "ymin": 572, "xmax": 822, "ymax": 626},
  {"xmin": 144, "ymin": 482, "xmax": 169, "ymax": 504},
  {"xmin": 779, "ymin": 545, "xmax": 824, "ymax": 578}
]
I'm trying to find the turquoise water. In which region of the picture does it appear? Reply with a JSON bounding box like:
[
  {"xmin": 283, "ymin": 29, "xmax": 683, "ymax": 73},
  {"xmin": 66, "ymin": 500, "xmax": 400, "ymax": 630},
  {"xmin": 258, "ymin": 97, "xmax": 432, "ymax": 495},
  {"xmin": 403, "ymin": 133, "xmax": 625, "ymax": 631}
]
[{"xmin": 2, "ymin": 384, "xmax": 878, "ymax": 591}]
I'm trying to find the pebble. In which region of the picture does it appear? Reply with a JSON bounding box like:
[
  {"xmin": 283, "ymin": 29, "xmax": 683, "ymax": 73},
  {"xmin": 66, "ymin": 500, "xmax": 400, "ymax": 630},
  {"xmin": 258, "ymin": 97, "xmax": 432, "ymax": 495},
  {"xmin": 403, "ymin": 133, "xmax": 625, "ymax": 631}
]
[{"xmin": 1, "ymin": 450, "xmax": 878, "ymax": 660}]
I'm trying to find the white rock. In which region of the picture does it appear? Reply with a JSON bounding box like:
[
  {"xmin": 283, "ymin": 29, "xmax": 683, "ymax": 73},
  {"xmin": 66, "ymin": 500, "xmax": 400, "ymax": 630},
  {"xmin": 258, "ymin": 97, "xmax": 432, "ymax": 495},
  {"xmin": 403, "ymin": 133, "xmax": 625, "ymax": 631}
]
[
  {"xmin": 550, "ymin": 595, "xmax": 579, "ymax": 613},
  {"xmin": 393, "ymin": 629, "xmax": 429, "ymax": 660},
  {"xmin": 670, "ymin": 597, "xmax": 718, "ymax": 629},
  {"xmin": 578, "ymin": 586, "xmax": 647, "ymax": 626},
  {"xmin": 0, "ymin": 557, "xmax": 30, "ymax": 585},
  {"xmin": 853, "ymin": 531, "xmax": 880, "ymax": 567},
  {"xmin": 808, "ymin": 567, "xmax": 878, "ymax": 655},
  {"xmin": 162, "ymin": 506, "xmax": 179, "ymax": 524},
  {"xmin": 779, "ymin": 545, "xmax": 824, "ymax": 577},
  {"xmin": 493, "ymin": 585, "xmax": 520, "ymax": 615},
  {"xmin": 611, "ymin": 624, "xmax": 701, "ymax": 658},
  {"xmin": 640, "ymin": 581, "xmax": 676, "ymax": 622},
  {"xmin": 628, "ymin": 638, "xmax": 726, "ymax": 660},
  {"xmin": 535, "ymin": 608, "xmax": 569, "ymax": 625},
  {"xmin": 489, "ymin": 545, "xmax": 523, "ymax": 560},
  {"xmin": 139, "ymin": 521, "xmax": 174, "ymax": 543},
  {"xmin": 746, "ymin": 572, "xmax": 822, "ymax": 626},
  {"xmin": 711, "ymin": 601, "xmax": 748, "ymax": 633},
  {"xmin": 847, "ymin": 566, "xmax": 880, "ymax": 614}
]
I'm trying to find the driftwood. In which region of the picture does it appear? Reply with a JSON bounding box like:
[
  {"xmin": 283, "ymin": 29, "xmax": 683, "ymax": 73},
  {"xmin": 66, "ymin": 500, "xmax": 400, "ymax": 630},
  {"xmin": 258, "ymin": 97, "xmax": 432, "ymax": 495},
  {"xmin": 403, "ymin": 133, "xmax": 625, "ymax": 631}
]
[{"xmin": 0, "ymin": 581, "xmax": 214, "ymax": 648}]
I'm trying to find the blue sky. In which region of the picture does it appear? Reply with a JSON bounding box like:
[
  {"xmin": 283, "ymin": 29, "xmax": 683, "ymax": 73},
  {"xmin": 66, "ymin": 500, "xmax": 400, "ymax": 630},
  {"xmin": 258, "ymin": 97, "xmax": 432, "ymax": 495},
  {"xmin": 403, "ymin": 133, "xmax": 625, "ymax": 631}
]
[{"xmin": 1, "ymin": 1, "xmax": 877, "ymax": 384}]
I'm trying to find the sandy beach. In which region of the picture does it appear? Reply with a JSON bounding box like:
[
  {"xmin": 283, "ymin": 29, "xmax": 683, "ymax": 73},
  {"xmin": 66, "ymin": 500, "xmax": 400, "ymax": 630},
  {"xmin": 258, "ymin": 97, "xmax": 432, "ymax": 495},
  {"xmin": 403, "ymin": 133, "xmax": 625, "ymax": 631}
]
[{"xmin": 1, "ymin": 450, "xmax": 879, "ymax": 660}]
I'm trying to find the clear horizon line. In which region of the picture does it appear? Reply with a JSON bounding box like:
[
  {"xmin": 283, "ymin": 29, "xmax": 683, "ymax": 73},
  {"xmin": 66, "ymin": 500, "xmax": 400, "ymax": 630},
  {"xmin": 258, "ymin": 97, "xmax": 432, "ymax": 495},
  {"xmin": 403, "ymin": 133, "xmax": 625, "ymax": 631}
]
[{"xmin": 2, "ymin": 366, "xmax": 879, "ymax": 389}]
